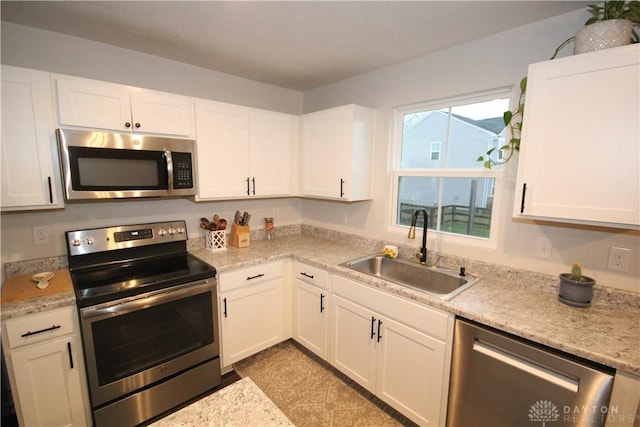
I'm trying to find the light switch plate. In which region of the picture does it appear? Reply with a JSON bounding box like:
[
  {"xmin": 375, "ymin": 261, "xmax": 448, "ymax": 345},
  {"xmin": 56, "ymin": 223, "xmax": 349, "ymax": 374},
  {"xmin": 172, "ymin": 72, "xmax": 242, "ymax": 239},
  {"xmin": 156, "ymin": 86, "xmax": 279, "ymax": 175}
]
[{"xmin": 534, "ymin": 236, "xmax": 552, "ymax": 258}]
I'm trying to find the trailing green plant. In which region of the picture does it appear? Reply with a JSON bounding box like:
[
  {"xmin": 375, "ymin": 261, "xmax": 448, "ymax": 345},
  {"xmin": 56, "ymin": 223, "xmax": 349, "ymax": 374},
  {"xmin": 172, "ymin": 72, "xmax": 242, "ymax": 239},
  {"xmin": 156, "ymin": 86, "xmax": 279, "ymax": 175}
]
[{"xmin": 476, "ymin": 77, "xmax": 527, "ymax": 169}]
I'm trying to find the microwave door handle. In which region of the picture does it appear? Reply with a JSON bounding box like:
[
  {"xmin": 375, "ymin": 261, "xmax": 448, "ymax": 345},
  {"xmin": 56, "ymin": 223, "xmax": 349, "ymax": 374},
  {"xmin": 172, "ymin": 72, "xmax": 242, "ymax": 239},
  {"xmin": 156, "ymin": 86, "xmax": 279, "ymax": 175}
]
[{"xmin": 165, "ymin": 150, "xmax": 174, "ymax": 190}]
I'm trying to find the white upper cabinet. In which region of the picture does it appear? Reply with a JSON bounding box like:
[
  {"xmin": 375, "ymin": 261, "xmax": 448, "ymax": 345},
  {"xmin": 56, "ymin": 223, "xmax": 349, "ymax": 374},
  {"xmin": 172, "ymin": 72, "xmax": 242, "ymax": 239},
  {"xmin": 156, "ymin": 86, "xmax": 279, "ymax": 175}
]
[
  {"xmin": 514, "ymin": 44, "xmax": 639, "ymax": 228},
  {"xmin": 248, "ymin": 109, "xmax": 296, "ymax": 197},
  {"xmin": 194, "ymin": 99, "xmax": 295, "ymax": 200},
  {"xmin": 195, "ymin": 100, "xmax": 249, "ymax": 199},
  {"xmin": 301, "ymin": 104, "xmax": 375, "ymax": 201},
  {"xmin": 54, "ymin": 75, "xmax": 195, "ymax": 137},
  {"xmin": 1, "ymin": 65, "xmax": 64, "ymax": 210}
]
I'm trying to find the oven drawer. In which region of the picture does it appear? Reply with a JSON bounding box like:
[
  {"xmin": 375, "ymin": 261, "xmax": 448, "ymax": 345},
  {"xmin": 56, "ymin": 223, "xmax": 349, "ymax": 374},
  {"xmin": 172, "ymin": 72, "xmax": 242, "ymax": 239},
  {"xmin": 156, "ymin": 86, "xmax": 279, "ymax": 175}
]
[
  {"xmin": 5, "ymin": 306, "xmax": 76, "ymax": 349},
  {"xmin": 219, "ymin": 260, "xmax": 283, "ymax": 293}
]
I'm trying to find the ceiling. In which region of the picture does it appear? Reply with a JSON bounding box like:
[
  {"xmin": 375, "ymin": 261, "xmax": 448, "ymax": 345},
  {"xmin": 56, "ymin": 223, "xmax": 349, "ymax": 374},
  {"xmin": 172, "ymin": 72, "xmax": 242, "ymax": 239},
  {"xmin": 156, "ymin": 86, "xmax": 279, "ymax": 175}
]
[{"xmin": 1, "ymin": 1, "xmax": 590, "ymax": 91}]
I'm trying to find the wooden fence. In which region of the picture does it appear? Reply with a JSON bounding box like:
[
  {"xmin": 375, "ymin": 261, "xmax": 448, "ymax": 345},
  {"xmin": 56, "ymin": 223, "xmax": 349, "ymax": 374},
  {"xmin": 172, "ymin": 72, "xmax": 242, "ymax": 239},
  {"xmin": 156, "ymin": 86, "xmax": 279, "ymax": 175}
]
[{"xmin": 399, "ymin": 202, "xmax": 491, "ymax": 234}]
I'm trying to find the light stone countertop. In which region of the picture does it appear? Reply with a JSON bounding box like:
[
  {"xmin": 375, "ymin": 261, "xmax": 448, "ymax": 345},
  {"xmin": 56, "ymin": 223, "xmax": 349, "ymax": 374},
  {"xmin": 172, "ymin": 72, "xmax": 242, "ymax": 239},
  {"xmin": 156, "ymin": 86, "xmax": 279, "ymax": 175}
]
[
  {"xmin": 191, "ymin": 234, "xmax": 639, "ymax": 376},
  {"xmin": 149, "ymin": 377, "xmax": 293, "ymax": 427},
  {"xmin": 3, "ymin": 231, "xmax": 639, "ymax": 376}
]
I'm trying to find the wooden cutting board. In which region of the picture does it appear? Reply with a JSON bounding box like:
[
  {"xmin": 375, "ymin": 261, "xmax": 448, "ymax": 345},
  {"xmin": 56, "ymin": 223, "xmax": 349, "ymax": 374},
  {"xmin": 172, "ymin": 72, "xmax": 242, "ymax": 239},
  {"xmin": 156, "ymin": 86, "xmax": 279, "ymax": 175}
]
[{"xmin": 1, "ymin": 269, "xmax": 73, "ymax": 303}]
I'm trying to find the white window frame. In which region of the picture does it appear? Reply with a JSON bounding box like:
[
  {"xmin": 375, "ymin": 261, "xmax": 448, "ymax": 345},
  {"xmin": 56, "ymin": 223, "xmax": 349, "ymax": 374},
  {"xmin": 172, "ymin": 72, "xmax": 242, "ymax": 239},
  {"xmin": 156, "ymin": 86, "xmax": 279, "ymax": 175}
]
[{"xmin": 389, "ymin": 87, "xmax": 515, "ymax": 249}]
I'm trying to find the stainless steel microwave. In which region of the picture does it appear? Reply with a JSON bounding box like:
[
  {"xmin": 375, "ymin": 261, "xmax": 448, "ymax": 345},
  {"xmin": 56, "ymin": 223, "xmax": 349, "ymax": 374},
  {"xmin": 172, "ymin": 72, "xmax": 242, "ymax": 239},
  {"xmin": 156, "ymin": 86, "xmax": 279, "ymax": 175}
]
[{"xmin": 56, "ymin": 129, "xmax": 197, "ymax": 200}]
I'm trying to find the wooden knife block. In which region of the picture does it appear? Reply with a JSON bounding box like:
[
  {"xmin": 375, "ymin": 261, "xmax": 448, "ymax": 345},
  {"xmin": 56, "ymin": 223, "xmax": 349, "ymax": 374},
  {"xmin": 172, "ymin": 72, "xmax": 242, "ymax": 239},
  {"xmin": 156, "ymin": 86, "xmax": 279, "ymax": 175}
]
[{"xmin": 229, "ymin": 223, "xmax": 250, "ymax": 248}]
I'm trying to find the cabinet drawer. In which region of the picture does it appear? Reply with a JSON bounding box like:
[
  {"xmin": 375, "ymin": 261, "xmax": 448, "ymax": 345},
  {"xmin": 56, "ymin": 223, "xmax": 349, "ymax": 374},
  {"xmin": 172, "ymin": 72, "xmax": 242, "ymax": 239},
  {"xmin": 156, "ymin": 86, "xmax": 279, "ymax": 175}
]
[
  {"xmin": 293, "ymin": 261, "xmax": 329, "ymax": 290},
  {"xmin": 332, "ymin": 274, "xmax": 452, "ymax": 341},
  {"xmin": 5, "ymin": 306, "xmax": 76, "ymax": 349},
  {"xmin": 219, "ymin": 261, "xmax": 283, "ymax": 293}
]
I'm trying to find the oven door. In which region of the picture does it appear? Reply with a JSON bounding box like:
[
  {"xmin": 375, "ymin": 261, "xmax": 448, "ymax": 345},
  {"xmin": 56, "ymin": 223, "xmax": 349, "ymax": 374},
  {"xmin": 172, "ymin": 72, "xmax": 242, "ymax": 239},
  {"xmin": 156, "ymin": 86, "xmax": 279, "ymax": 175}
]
[{"xmin": 79, "ymin": 279, "xmax": 219, "ymax": 407}]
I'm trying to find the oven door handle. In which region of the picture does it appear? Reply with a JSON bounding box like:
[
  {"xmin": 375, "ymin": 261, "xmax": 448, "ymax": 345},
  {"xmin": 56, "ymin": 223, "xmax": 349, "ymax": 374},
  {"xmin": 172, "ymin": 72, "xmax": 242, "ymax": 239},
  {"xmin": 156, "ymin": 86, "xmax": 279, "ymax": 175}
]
[{"xmin": 81, "ymin": 280, "xmax": 214, "ymax": 319}]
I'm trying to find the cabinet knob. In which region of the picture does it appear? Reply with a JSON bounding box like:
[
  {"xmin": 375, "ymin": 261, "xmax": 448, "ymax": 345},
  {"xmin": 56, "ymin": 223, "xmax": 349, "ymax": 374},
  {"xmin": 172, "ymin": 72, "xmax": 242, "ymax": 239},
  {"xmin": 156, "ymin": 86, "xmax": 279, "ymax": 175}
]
[
  {"xmin": 125, "ymin": 122, "xmax": 131, "ymax": 128},
  {"xmin": 135, "ymin": 122, "xmax": 141, "ymax": 128}
]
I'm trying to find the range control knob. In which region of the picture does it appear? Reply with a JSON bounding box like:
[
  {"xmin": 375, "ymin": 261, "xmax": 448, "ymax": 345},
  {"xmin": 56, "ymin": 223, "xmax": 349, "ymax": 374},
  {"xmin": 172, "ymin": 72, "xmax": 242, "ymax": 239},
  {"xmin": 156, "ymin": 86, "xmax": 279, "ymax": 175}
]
[
  {"xmin": 85, "ymin": 237, "xmax": 95, "ymax": 245},
  {"xmin": 176, "ymin": 226, "xmax": 185, "ymax": 234},
  {"xmin": 168, "ymin": 227, "xmax": 176, "ymax": 235},
  {"xmin": 158, "ymin": 229, "xmax": 167, "ymax": 236},
  {"xmin": 71, "ymin": 239, "xmax": 81, "ymax": 247}
]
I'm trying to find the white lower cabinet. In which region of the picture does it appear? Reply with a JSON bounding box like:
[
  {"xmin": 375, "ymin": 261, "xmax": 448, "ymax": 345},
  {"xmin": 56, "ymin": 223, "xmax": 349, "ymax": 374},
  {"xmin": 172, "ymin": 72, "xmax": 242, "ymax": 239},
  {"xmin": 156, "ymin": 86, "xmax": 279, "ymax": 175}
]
[
  {"xmin": 218, "ymin": 261, "xmax": 286, "ymax": 367},
  {"xmin": 2, "ymin": 306, "xmax": 91, "ymax": 427},
  {"xmin": 293, "ymin": 261, "xmax": 329, "ymax": 359},
  {"xmin": 329, "ymin": 274, "xmax": 453, "ymax": 426}
]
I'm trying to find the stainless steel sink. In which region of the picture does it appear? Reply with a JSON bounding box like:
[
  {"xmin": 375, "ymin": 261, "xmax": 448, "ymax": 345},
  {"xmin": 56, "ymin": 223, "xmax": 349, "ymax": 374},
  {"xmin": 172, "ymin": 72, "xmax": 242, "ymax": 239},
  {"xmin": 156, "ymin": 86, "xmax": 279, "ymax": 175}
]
[{"xmin": 340, "ymin": 254, "xmax": 479, "ymax": 300}]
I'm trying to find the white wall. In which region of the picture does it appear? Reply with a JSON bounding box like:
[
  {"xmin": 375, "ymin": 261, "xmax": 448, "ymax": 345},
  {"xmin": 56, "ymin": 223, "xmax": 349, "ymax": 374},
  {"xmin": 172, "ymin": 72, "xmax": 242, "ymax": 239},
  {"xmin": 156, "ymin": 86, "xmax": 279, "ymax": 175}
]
[
  {"xmin": 1, "ymin": 22, "xmax": 303, "ymax": 114},
  {"xmin": 300, "ymin": 10, "xmax": 639, "ymax": 293}
]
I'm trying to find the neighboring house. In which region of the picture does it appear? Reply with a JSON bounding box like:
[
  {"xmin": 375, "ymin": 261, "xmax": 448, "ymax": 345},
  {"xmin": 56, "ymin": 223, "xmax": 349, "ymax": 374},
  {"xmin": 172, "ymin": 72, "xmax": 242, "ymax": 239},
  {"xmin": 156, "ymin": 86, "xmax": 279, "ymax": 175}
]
[{"xmin": 400, "ymin": 110, "xmax": 503, "ymax": 211}]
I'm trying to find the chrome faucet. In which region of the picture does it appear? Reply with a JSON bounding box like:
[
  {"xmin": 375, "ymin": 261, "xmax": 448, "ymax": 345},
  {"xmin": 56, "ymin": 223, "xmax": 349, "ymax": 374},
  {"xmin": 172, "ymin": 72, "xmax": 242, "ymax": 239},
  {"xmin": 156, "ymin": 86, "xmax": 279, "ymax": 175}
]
[{"xmin": 408, "ymin": 209, "xmax": 428, "ymax": 264}]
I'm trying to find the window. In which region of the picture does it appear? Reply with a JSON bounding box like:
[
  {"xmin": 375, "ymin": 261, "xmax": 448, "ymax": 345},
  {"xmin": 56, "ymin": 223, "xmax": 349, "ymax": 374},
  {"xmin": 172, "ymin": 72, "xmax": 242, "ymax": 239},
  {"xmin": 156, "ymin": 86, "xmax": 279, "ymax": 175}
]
[
  {"xmin": 393, "ymin": 90, "xmax": 511, "ymax": 242},
  {"xmin": 430, "ymin": 142, "xmax": 441, "ymax": 161}
]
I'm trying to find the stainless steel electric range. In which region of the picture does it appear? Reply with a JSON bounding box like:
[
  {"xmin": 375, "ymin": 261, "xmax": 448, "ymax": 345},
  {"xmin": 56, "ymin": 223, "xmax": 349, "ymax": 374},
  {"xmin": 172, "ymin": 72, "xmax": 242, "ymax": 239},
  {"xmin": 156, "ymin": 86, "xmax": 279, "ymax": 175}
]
[{"xmin": 66, "ymin": 220, "xmax": 220, "ymax": 427}]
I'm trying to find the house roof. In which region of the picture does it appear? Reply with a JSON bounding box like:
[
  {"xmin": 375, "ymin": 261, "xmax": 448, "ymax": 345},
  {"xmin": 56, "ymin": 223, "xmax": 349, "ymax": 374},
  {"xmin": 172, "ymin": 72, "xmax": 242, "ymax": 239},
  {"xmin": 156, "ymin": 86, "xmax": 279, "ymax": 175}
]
[{"xmin": 452, "ymin": 114, "xmax": 505, "ymax": 134}]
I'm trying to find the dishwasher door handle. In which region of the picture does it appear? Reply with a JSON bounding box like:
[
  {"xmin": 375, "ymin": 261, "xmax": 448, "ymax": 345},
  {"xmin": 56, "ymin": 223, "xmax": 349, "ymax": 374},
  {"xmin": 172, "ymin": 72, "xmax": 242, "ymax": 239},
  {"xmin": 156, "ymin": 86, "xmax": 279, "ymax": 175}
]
[{"xmin": 473, "ymin": 340, "xmax": 579, "ymax": 392}]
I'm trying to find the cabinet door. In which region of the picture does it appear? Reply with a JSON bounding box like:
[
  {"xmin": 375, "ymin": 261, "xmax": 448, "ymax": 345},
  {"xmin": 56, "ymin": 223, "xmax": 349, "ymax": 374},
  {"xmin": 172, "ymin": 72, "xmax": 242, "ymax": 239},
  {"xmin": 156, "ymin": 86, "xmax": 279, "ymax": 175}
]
[
  {"xmin": 294, "ymin": 280, "xmax": 328, "ymax": 359},
  {"xmin": 195, "ymin": 100, "xmax": 250, "ymax": 199},
  {"xmin": 56, "ymin": 77, "xmax": 132, "ymax": 132},
  {"xmin": 329, "ymin": 295, "xmax": 377, "ymax": 392},
  {"xmin": 1, "ymin": 66, "xmax": 63, "ymax": 209},
  {"xmin": 11, "ymin": 336, "xmax": 89, "ymax": 427},
  {"xmin": 219, "ymin": 280, "xmax": 285, "ymax": 366},
  {"xmin": 129, "ymin": 89, "xmax": 195, "ymax": 137},
  {"xmin": 302, "ymin": 107, "xmax": 351, "ymax": 199},
  {"xmin": 376, "ymin": 316, "xmax": 448, "ymax": 426},
  {"xmin": 248, "ymin": 109, "xmax": 294, "ymax": 197},
  {"xmin": 515, "ymin": 44, "xmax": 639, "ymax": 227}
]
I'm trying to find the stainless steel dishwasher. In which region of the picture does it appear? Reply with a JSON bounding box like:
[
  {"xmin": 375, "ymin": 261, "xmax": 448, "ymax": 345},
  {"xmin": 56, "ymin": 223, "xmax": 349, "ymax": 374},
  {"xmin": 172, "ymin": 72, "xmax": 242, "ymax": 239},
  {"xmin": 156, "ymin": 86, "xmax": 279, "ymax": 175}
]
[{"xmin": 447, "ymin": 319, "xmax": 615, "ymax": 427}]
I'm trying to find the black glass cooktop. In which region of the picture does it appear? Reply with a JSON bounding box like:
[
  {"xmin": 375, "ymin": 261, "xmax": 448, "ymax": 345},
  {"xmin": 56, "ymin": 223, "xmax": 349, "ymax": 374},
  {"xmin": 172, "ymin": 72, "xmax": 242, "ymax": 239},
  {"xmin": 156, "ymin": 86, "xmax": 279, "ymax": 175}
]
[{"xmin": 71, "ymin": 253, "xmax": 215, "ymax": 307}]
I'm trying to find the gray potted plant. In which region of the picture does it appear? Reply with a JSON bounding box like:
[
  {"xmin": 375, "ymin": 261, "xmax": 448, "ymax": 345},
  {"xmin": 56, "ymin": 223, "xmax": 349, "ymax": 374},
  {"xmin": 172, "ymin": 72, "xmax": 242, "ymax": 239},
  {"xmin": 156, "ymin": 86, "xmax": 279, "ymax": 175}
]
[
  {"xmin": 575, "ymin": 1, "xmax": 640, "ymax": 54},
  {"xmin": 558, "ymin": 262, "xmax": 596, "ymax": 307}
]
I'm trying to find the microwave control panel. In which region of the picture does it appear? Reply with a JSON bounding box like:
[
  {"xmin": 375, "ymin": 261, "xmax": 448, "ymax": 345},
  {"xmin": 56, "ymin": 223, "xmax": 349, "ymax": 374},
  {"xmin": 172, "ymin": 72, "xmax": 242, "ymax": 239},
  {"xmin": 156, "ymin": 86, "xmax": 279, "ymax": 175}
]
[{"xmin": 172, "ymin": 152, "xmax": 194, "ymax": 189}]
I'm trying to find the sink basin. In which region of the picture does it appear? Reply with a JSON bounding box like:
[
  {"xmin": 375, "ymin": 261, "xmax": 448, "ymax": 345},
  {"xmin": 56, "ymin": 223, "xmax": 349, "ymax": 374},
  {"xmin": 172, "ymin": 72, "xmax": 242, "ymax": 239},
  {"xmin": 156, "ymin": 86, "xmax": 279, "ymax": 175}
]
[{"xmin": 340, "ymin": 254, "xmax": 479, "ymax": 300}]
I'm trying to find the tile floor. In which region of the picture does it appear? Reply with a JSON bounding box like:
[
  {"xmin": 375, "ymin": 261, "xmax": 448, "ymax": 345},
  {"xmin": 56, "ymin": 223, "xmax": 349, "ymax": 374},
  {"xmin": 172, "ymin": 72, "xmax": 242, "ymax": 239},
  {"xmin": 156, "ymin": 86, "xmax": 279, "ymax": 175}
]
[{"xmin": 233, "ymin": 340, "xmax": 417, "ymax": 427}]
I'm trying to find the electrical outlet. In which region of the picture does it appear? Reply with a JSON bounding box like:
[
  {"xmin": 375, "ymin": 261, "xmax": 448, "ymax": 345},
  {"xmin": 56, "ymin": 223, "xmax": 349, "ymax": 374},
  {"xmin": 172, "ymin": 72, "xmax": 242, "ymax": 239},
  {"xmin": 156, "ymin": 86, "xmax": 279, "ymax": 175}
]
[
  {"xmin": 534, "ymin": 236, "xmax": 552, "ymax": 258},
  {"xmin": 32, "ymin": 226, "xmax": 50, "ymax": 245},
  {"xmin": 607, "ymin": 247, "xmax": 631, "ymax": 272}
]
